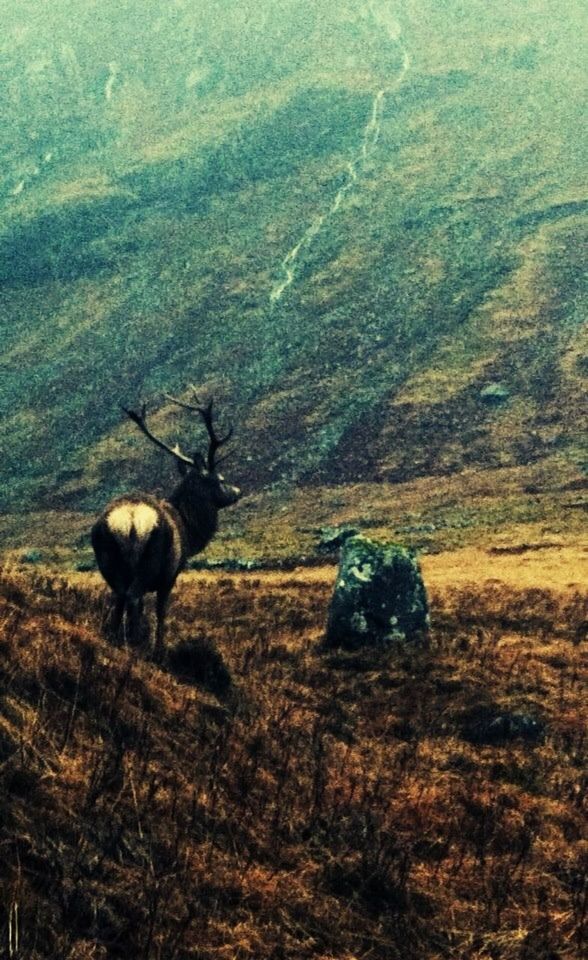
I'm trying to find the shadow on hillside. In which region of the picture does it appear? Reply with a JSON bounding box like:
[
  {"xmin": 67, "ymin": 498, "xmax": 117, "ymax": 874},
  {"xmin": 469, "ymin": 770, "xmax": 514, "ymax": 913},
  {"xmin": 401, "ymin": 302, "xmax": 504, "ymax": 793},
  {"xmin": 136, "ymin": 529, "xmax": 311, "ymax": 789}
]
[{"xmin": 167, "ymin": 635, "xmax": 233, "ymax": 699}]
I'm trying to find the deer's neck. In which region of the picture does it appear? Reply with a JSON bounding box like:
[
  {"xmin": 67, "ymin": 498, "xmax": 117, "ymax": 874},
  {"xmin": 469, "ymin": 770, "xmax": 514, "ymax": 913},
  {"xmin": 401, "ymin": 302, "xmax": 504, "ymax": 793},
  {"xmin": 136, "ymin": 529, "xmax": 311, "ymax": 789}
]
[{"xmin": 168, "ymin": 488, "xmax": 218, "ymax": 557}]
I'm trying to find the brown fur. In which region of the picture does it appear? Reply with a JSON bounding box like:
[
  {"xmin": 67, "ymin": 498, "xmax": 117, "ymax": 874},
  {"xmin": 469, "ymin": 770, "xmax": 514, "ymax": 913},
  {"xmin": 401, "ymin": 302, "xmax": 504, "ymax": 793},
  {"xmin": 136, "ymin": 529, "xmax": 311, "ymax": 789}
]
[{"xmin": 92, "ymin": 469, "xmax": 240, "ymax": 656}]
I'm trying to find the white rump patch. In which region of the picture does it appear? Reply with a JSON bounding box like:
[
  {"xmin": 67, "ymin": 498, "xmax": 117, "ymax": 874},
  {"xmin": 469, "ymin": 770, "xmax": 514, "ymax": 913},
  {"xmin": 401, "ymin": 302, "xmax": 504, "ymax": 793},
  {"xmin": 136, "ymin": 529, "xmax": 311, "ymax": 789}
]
[{"xmin": 107, "ymin": 503, "xmax": 158, "ymax": 539}]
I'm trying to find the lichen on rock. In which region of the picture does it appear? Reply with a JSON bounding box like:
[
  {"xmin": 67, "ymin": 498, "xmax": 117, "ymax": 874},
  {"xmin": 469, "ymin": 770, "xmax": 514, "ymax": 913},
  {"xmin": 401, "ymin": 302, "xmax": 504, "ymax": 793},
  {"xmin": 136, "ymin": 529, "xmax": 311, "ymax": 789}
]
[{"xmin": 325, "ymin": 535, "xmax": 429, "ymax": 649}]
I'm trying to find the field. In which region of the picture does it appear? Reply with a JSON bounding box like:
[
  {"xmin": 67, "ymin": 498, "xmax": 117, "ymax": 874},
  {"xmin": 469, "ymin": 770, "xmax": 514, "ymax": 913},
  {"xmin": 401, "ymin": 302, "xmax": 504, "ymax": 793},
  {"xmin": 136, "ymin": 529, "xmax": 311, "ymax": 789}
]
[
  {"xmin": 2, "ymin": 456, "xmax": 587, "ymax": 572},
  {"xmin": 0, "ymin": 548, "xmax": 585, "ymax": 959},
  {"xmin": 0, "ymin": 1, "xmax": 586, "ymax": 954}
]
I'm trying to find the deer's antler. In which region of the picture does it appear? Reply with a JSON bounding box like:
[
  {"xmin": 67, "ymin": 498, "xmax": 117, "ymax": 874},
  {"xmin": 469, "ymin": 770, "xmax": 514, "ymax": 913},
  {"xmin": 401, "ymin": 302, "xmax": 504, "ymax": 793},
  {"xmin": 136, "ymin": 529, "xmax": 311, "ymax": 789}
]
[
  {"xmin": 164, "ymin": 390, "xmax": 233, "ymax": 471},
  {"xmin": 121, "ymin": 403, "xmax": 195, "ymax": 466}
]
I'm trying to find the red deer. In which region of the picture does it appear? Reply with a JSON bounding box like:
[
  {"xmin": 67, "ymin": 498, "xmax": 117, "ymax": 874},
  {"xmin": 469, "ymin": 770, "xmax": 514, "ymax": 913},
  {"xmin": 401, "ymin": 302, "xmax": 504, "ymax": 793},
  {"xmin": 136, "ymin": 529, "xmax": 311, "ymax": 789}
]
[{"xmin": 91, "ymin": 395, "xmax": 241, "ymax": 657}]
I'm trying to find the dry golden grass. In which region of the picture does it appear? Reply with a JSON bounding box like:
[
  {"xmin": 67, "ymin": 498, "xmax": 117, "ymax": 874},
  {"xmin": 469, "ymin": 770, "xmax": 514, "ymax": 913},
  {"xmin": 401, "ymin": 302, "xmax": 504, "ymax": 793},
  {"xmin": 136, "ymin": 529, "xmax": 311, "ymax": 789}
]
[
  {"xmin": 424, "ymin": 543, "xmax": 588, "ymax": 592},
  {"xmin": 0, "ymin": 558, "xmax": 585, "ymax": 958}
]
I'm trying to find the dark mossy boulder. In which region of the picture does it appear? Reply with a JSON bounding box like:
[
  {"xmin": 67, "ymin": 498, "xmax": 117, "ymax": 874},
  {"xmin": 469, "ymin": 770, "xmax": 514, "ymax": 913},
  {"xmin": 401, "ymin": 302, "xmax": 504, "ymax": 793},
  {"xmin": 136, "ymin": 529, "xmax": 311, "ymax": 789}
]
[
  {"xmin": 325, "ymin": 536, "xmax": 429, "ymax": 649},
  {"xmin": 459, "ymin": 706, "xmax": 545, "ymax": 745}
]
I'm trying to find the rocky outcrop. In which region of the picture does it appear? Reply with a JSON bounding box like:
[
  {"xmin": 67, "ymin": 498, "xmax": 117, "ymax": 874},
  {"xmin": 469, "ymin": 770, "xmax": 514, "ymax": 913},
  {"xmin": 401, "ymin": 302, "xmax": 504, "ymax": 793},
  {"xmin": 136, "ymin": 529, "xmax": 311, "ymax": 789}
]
[
  {"xmin": 326, "ymin": 535, "xmax": 429, "ymax": 648},
  {"xmin": 459, "ymin": 707, "xmax": 545, "ymax": 745}
]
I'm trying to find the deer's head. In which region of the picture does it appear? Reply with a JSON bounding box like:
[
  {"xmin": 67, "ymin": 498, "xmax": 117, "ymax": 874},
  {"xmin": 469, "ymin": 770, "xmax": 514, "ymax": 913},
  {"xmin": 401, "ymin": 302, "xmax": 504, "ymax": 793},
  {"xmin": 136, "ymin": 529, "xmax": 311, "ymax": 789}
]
[{"xmin": 122, "ymin": 392, "xmax": 242, "ymax": 510}]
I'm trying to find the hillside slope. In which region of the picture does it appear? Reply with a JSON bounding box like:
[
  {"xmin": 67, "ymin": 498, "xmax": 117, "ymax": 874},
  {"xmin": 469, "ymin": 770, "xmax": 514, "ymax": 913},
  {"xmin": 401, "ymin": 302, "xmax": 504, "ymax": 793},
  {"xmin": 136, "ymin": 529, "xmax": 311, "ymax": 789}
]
[
  {"xmin": 0, "ymin": 0, "xmax": 586, "ymax": 532},
  {"xmin": 0, "ymin": 561, "xmax": 585, "ymax": 957}
]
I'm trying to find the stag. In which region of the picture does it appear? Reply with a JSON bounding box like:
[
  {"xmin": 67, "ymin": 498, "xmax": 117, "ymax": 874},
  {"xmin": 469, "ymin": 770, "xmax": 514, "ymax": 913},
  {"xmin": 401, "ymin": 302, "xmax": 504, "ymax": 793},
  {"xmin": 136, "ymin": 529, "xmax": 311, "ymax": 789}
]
[{"xmin": 91, "ymin": 394, "xmax": 241, "ymax": 657}]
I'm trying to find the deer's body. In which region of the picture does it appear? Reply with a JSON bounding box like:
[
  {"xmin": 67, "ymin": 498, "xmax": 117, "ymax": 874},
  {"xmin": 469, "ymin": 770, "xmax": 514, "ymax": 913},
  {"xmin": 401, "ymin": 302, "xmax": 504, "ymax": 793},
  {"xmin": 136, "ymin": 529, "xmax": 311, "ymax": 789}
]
[
  {"xmin": 93, "ymin": 494, "xmax": 183, "ymax": 604},
  {"xmin": 92, "ymin": 396, "xmax": 241, "ymax": 656}
]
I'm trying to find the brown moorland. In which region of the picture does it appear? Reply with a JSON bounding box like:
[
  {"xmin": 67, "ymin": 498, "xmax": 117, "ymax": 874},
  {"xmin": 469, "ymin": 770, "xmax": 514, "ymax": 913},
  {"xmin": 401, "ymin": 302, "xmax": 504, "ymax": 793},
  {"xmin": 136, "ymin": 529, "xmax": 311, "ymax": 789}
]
[{"xmin": 0, "ymin": 554, "xmax": 586, "ymax": 959}]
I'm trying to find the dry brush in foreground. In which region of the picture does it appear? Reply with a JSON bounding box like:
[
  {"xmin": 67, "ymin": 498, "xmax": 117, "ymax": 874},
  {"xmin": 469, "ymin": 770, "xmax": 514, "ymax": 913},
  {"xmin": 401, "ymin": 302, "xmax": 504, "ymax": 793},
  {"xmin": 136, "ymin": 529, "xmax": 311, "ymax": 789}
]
[{"xmin": 0, "ymin": 564, "xmax": 586, "ymax": 959}]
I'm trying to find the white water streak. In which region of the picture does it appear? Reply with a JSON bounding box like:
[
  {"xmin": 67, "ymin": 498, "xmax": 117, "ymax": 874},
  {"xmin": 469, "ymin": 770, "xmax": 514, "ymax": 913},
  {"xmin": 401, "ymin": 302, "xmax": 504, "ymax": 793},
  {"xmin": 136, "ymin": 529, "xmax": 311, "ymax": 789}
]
[
  {"xmin": 270, "ymin": 4, "xmax": 410, "ymax": 304},
  {"xmin": 105, "ymin": 62, "xmax": 119, "ymax": 102}
]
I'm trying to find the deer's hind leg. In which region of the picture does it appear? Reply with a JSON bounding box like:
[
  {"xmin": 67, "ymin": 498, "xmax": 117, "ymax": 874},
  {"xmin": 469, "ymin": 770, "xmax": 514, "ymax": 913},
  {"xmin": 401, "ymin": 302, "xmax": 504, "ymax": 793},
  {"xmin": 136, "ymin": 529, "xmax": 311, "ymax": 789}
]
[
  {"xmin": 107, "ymin": 594, "xmax": 126, "ymax": 645},
  {"xmin": 127, "ymin": 596, "xmax": 146, "ymax": 647}
]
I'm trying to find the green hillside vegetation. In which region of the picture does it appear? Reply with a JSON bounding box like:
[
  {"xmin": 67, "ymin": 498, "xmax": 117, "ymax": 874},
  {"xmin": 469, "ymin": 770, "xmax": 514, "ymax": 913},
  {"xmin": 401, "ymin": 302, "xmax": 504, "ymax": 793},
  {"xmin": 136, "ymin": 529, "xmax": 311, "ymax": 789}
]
[{"xmin": 0, "ymin": 0, "xmax": 586, "ymax": 551}]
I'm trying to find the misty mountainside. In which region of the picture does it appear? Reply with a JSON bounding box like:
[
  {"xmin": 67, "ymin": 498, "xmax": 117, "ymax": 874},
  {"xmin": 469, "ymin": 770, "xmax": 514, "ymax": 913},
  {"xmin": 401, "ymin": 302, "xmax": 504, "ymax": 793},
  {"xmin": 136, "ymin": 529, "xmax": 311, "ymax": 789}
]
[{"xmin": 0, "ymin": 0, "xmax": 586, "ymax": 519}]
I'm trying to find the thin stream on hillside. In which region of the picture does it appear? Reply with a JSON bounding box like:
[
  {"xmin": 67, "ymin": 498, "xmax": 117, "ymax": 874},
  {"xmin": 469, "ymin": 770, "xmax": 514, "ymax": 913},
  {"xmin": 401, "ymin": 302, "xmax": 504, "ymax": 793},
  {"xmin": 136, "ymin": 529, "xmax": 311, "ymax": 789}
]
[
  {"xmin": 105, "ymin": 62, "xmax": 119, "ymax": 102},
  {"xmin": 269, "ymin": 3, "xmax": 410, "ymax": 304}
]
